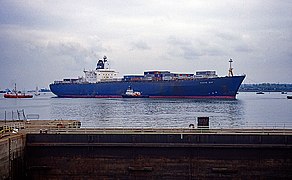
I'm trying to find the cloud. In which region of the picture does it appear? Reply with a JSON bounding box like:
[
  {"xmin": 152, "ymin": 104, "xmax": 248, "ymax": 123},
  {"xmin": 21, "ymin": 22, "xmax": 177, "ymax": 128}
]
[
  {"xmin": 166, "ymin": 37, "xmax": 201, "ymax": 60},
  {"xmin": 1, "ymin": 0, "xmax": 292, "ymax": 90},
  {"xmin": 130, "ymin": 40, "xmax": 151, "ymax": 51},
  {"xmin": 167, "ymin": 36, "xmax": 227, "ymax": 60},
  {"xmin": 0, "ymin": 25, "xmax": 107, "ymax": 89}
]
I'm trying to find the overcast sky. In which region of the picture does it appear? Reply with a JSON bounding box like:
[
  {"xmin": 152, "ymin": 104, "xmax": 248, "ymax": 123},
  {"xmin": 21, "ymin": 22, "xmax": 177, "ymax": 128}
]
[{"xmin": 0, "ymin": 0, "xmax": 291, "ymax": 90}]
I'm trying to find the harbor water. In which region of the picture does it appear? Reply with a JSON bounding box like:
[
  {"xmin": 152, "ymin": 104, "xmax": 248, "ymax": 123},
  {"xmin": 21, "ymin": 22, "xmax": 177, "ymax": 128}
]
[{"xmin": 0, "ymin": 92, "xmax": 291, "ymax": 128}]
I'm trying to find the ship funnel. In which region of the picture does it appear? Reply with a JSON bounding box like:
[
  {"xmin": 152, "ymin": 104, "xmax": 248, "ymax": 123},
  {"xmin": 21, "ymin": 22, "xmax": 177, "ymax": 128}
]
[
  {"xmin": 96, "ymin": 56, "xmax": 109, "ymax": 70},
  {"xmin": 96, "ymin": 59, "xmax": 104, "ymax": 70}
]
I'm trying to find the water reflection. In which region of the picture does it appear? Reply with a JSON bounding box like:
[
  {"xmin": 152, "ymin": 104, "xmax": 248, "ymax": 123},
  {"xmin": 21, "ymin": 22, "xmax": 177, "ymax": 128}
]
[
  {"xmin": 49, "ymin": 98, "xmax": 246, "ymax": 128},
  {"xmin": 1, "ymin": 92, "xmax": 291, "ymax": 128}
]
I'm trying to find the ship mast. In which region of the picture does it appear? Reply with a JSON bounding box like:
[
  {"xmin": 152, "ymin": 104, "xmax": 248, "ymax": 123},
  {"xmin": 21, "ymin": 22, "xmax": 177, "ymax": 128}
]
[
  {"xmin": 14, "ymin": 83, "xmax": 17, "ymax": 94},
  {"xmin": 228, "ymin": 58, "xmax": 234, "ymax": 77},
  {"xmin": 103, "ymin": 55, "xmax": 110, "ymax": 69}
]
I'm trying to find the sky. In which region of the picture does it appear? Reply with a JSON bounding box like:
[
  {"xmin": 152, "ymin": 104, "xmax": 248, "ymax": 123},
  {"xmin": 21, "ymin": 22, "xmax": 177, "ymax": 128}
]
[{"xmin": 0, "ymin": 0, "xmax": 291, "ymax": 90}]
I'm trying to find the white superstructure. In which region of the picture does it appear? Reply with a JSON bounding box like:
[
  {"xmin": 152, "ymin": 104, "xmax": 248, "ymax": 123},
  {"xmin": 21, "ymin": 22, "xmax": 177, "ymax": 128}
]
[{"xmin": 84, "ymin": 56, "xmax": 119, "ymax": 83}]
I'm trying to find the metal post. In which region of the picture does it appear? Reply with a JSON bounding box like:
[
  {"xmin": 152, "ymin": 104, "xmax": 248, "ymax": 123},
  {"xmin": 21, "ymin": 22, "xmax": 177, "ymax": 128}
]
[
  {"xmin": 22, "ymin": 109, "xmax": 27, "ymax": 121},
  {"xmin": 8, "ymin": 137, "xmax": 11, "ymax": 179},
  {"xmin": 17, "ymin": 110, "xmax": 21, "ymax": 120}
]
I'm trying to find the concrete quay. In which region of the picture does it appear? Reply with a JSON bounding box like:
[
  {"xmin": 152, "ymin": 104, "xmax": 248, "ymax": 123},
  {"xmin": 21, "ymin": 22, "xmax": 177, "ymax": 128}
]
[
  {"xmin": 25, "ymin": 131, "xmax": 292, "ymax": 179},
  {"xmin": 0, "ymin": 120, "xmax": 292, "ymax": 179}
]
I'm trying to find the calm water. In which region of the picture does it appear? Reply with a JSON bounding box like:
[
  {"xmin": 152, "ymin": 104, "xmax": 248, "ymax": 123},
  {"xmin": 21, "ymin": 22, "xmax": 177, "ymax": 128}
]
[{"xmin": 0, "ymin": 92, "xmax": 291, "ymax": 128}]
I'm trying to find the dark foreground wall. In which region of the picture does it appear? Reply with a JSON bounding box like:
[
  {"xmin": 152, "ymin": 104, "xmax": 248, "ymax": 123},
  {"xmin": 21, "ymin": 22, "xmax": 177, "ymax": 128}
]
[
  {"xmin": 26, "ymin": 133, "xmax": 292, "ymax": 179},
  {"xmin": 0, "ymin": 134, "xmax": 25, "ymax": 180}
]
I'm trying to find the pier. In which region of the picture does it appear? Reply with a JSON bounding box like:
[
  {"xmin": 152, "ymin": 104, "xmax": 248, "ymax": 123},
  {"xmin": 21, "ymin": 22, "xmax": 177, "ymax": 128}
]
[{"xmin": 0, "ymin": 120, "xmax": 292, "ymax": 179}]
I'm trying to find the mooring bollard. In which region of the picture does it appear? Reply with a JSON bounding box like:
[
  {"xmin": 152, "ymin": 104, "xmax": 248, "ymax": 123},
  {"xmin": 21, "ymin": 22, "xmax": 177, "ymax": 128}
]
[{"xmin": 197, "ymin": 117, "xmax": 209, "ymax": 129}]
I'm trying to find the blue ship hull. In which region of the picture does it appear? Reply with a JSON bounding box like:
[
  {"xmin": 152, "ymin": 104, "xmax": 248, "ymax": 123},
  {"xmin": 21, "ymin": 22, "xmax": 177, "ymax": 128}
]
[{"xmin": 50, "ymin": 75, "xmax": 245, "ymax": 99}]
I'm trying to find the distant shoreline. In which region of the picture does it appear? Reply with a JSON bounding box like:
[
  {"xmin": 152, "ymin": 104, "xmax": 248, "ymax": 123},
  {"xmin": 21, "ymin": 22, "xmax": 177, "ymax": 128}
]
[
  {"xmin": 238, "ymin": 90, "xmax": 292, "ymax": 92},
  {"xmin": 239, "ymin": 83, "xmax": 292, "ymax": 92}
]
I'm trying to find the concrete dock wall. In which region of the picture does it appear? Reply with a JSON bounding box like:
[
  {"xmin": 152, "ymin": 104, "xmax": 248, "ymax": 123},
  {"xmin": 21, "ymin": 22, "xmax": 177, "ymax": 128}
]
[
  {"xmin": 0, "ymin": 134, "xmax": 26, "ymax": 180},
  {"xmin": 26, "ymin": 133, "xmax": 292, "ymax": 179}
]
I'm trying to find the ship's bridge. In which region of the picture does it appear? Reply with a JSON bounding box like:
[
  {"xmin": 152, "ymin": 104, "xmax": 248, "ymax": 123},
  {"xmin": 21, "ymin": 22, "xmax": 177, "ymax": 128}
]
[
  {"xmin": 84, "ymin": 68, "xmax": 119, "ymax": 83},
  {"xmin": 84, "ymin": 56, "xmax": 119, "ymax": 83}
]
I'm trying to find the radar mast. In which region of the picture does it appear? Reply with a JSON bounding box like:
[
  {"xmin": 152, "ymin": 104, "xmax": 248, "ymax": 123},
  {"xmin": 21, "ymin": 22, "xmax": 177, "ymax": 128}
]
[{"xmin": 228, "ymin": 58, "xmax": 234, "ymax": 77}]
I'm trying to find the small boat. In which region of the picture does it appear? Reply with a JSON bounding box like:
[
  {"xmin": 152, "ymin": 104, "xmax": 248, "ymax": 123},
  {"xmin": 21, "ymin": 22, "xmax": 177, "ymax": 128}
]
[
  {"xmin": 256, "ymin": 91, "xmax": 264, "ymax": 94},
  {"xmin": 122, "ymin": 87, "xmax": 149, "ymax": 98},
  {"xmin": 281, "ymin": 91, "xmax": 287, "ymax": 94},
  {"xmin": 4, "ymin": 84, "xmax": 33, "ymax": 98},
  {"xmin": 287, "ymin": 96, "xmax": 292, "ymax": 99},
  {"xmin": 4, "ymin": 93, "xmax": 33, "ymax": 98}
]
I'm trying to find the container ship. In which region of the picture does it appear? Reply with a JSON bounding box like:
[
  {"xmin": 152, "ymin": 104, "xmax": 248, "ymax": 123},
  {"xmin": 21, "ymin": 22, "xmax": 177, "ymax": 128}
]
[{"xmin": 50, "ymin": 56, "xmax": 245, "ymax": 99}]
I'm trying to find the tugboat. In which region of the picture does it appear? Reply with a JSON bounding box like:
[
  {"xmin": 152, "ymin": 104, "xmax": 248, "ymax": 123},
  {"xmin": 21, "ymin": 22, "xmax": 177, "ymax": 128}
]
[
  {"xmin": 4, "ymin": 84, "xmax": 33, "ymax": 98},
  {"xmin": 122, "ymin": 87, "xmax": 149, "ymax": 98}
]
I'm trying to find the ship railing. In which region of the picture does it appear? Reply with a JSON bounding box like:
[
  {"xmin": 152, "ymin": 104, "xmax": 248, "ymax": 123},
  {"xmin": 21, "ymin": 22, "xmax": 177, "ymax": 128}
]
[
  {"xmin": 53, "ymin": 81, "xmax": 65, "ymax": 84},
  {"xmin": 214, "ymin": 122, "xmax": 292, "ymax": 130},
  {"xmin": 99, "ymin": 78, "xmax": 123, "ymax": 82},
  {"xmin": 21, "ymin": 122, "xmax": 292, "ymax": 135}
]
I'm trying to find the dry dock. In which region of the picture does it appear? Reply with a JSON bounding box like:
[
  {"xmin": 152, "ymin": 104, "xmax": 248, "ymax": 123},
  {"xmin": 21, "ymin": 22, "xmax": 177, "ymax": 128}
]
[{"xmin": 0, "ymin": 120, "xmax": 292, "ymax": 179}]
